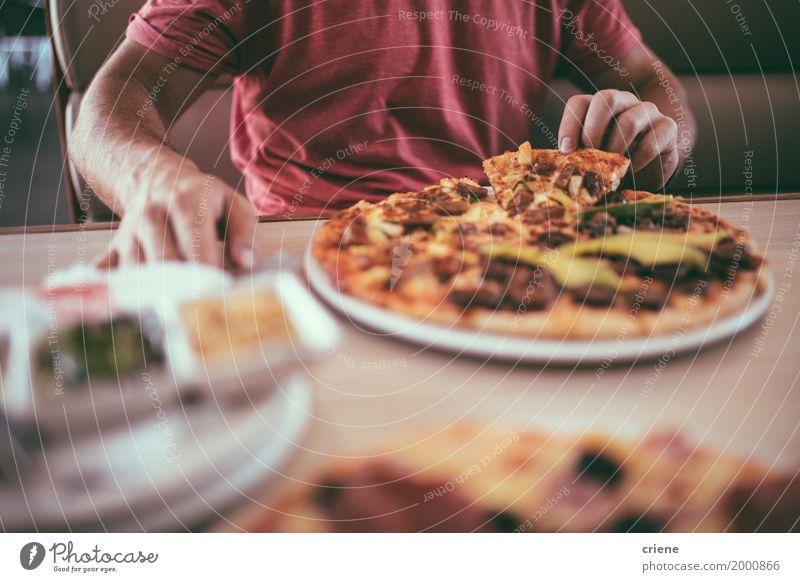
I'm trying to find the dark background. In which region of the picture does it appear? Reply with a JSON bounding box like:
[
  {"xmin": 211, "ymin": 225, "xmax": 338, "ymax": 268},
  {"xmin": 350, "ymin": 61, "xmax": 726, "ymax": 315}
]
[{"xmin": 0, "ymin": 0, "xmax": 69, "ymax": 226}]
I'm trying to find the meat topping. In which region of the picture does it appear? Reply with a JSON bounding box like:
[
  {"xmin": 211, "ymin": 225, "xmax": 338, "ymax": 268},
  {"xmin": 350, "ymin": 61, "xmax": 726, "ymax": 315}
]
[
  {"xmin": 652, "ymin": 206, "xmax": 691, "ymax": 230},
  {"xmin": 553, "ymin": 164, "xmax": 575, "ymax": 190},
  {"xmin": 598, "ymin": 190, "xmax": 627, "ymax": 205},
  {"xmin": 531, "ymin": 159, "xmax": 556, "ymax": 176},
  {"xmin": 449, "ymin": 280, "xmax": 506, "ymax": 309},
  {"xmin": 455, "ymin": 181, "xmax": 488, "ymax": 200},
  {"xmin": 507, "ymin": 185, "xmax": 533, "ymax": 216},
  {"xmin": 708, "ymin": 238, "xmax": 761, "ymax": 280},
  {"xmin": 571, "ymin": 284, "xmax": 617, "ymax": 306},
  {"xmin": 488, "ymin": 223, "xmax": 511, "ymax": 237},
  {"xmin": 522, "ymin": 204, "xmax": 567, "ymax": 224},
  {"xmin": 583, "ymin": 171, "xmax": 608, "ymax": 198},
  {"xmin": 579, "ymin": 211, "xmax": 617, "ymax": 237},
  {"xmin": 536, "ymin": 230, "xmax": 576, "ymax": 249}
]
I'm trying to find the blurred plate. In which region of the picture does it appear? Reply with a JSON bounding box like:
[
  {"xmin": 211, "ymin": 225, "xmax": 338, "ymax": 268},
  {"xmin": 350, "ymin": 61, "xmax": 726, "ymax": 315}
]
[
  {"xmin": 306, "ymin": 251, "xmax": 775, "ymax": 365},
  {"xmin": 42, "ymin": 261, "xmax": 231, "ymax": 313},
  {"xmin": 0, "ymin": 372, "xmax": 313, "ymax": 531},
  {"xmin": 161, "ymin": 270, "xmax": 340, "ymax": 392}
]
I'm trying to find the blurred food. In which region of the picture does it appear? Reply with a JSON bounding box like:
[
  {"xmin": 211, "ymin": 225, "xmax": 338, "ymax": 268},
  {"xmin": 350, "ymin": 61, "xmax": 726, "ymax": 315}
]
[
  {"xmin": 253, "ymin": 424, "xmax": 798, "ymax": 533},
  {"xmin": 179, "ymin": 289, "xmax": 294, "ymax": 364},
  {"xmin": 36, "ymin": 317, "xmax": 163, "ymax": 386},
  {"xmin": 0, "ymin": 266, "xmax": 327, "ymax": 531},
  {"xmin": 308, "ymin": 462, "xmax": 513, "ymax": 533},
  {"xmin": 727, "ymin": 473, "xmax": 800, "ymax": 533}
]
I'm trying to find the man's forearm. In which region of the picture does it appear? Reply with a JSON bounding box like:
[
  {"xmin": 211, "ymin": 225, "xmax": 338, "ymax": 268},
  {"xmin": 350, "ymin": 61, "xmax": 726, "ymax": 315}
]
[
  {"xmin": 69, "ymin": 39, "xmax": 256, "ymax": 269},
  {"xmin": 69, "ymin": 74, "xmax": 193, "ymax": 213}
]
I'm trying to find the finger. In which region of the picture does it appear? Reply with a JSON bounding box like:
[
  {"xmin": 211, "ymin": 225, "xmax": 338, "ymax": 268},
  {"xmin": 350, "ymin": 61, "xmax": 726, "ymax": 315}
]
[
  {"xmin": 92, "ymin": 248, "xmax": 119, "ymax": 270},
  {"xmin": 558, "ymin": 94, "xmax": 591, "ymax": 153},
  {"xmin": 137, "ymin": 205, "xmax": 182, "ymax": 262},
  {"xmin": 632, "ymin": 148, "xmax": 680, "ymax": 191},
  {"xmin": 223, "ymin": 192, "xmax": 258, "ymax": 270},
  {"xmin": 630, "ymin": 117, "xmax": 678, "ymax": 172},
  {"xmin": 170, "ymin": 193, "xmax": 223, "ymax": 268},
  {"xmin": 581, "ymin": 90, "xmax": 640, "ymax": 150},
  {"xmin": 118, "ymin": 237, "xmax": 145, "ymax": 267},
  {"xmin": 605, "ymin": 102, "xmax": 663, "ymax": 155}
]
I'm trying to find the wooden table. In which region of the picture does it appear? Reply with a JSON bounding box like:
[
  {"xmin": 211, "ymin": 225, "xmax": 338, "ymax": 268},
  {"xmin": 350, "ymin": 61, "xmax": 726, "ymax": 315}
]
[{"xmin": 1, "ymin": 197, "xmax": 798, "ymax": 531}]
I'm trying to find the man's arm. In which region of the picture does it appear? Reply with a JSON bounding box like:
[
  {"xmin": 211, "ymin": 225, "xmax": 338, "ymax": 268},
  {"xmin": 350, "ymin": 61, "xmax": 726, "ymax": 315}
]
[
  {"xmin": 558, "ymin": 44, "xmax": 696, "ymax": 191},
  {"xmin": 70, "ymin": 38, "xmax": 256, "ymax": 268}
]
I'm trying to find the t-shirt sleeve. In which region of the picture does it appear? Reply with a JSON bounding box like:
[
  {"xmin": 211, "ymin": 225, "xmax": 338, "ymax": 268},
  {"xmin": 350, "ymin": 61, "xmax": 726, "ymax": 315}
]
[
  {"xmin": 558, "ymin": 0, "xmax": 642, "ymax": 76},
  {"xmin": 126, "ymin": 0, "xmax": 248, "ymax": 76}
]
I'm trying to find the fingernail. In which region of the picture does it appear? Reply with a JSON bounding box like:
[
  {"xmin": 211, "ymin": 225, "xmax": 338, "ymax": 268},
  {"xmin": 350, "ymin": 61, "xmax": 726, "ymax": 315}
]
[
  {"xmin": 237, "ymin": 247, "xmax": 255, "ymax": 269},
  {"xmin": 559, "ymin": 137, "xmax": 574, "ymax": 153}
]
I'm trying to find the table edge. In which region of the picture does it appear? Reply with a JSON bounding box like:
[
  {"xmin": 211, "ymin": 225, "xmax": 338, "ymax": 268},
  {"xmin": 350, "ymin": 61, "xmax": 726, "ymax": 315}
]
[{"xmin": 1, "ymin": 193, "xmax": 797, "ymax": 236}]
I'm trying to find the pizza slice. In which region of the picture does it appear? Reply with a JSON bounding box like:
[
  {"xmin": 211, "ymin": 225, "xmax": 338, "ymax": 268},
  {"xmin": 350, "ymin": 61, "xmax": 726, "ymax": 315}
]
[{"xmin": 483, "ymin": 141, "xmax": 630, "ymax": 213}]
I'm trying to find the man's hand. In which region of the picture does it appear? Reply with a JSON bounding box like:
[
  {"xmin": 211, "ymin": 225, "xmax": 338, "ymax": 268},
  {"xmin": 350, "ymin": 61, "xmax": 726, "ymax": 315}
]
[
  {"xmin": 94, "ymin": 165, "xmax": 257, "ymax": 269},
  {"xmin": 558, "ymin": 43, "xmax": 695, "ymax": 192},
  {"xmin": 558, "ymin": 89, "xmax": 679, "ymax": 190},
  {"xmin": 70, "ymin": 39, "xmax": 257, "ymax": 270}
]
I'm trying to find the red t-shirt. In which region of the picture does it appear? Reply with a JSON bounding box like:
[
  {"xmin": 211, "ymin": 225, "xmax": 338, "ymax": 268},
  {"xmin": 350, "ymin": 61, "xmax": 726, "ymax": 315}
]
[{"xmin": 127, "ymin": 1, "xmax": 641, "ymax": 215}]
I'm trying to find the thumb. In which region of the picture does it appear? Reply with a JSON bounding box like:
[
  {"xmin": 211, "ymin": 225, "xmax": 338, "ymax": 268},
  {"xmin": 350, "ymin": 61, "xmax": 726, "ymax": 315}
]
[{"xmin": 223, "ymin": 191, "xmax": 258, "ymax": 269}]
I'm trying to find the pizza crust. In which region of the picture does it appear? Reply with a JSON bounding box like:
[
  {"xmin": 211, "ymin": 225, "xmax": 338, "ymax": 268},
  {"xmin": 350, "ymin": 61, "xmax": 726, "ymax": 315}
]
[{"xmin": 446, "ymin": 272, "xmax": 766, "ymax": 340}]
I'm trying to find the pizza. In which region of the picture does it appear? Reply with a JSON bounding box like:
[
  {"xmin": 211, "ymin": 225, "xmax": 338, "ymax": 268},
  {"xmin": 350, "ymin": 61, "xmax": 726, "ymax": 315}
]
[
  {"xmin": 483, "ymin": 141, "xmax": 630, "ymax": 211},
  {"xmin": 249, "ymin": 423, "xmax": 799, "ymax": 533},
  {"xmin": 311, "ymin": 142, "xmax": 768, "ymax": 339}
]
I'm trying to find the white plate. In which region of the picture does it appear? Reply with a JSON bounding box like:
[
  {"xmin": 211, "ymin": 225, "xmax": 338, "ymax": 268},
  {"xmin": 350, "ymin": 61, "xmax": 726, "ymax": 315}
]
[
  {"xmin": 0, "ymin": 373, "xmax": 313, "ymax": 531},
  {"xmin": 306, "ymin": 251, "xmax": 775, "ymax": 365},
  {"xmin": 42, "ymin": 261, "xmax": 231, "ymax": 312}
]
